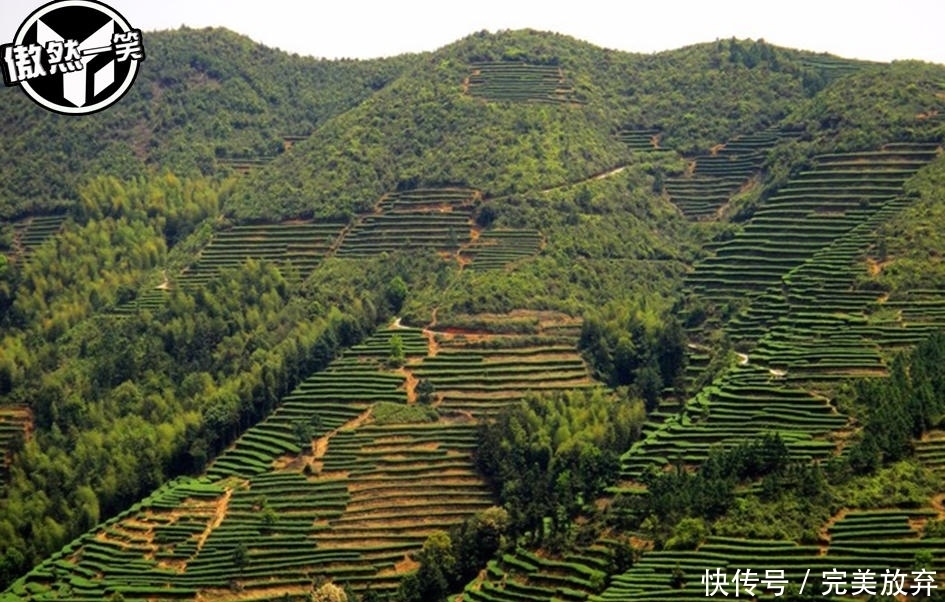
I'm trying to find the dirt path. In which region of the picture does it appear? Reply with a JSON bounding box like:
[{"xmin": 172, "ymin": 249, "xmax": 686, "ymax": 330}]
[
  {"xmin": 537, "ymin": 164, "xmax": 629, "ymax": 194},
  {"xmin": 423, "ymin": 328, "xmax": 440, "ymax": 357},
  {"xmin": 10, "ymin": 222, "xmax": 26, "ymax": 258},
  {"xmin": 194, "ymin": 488, "xmax": 232, "ymax": 554},
  {"xmin": 817, "ymin": 508, "xmax": 848, "ymax": 555},
  {"xmin": 865, "ymin": 256, "xmax": 894, "ymax": 276},
  {"xmin": 398, "ymin": 366, "xmax": 418, "ymax": 404},
  {"xmin": 932, "ymin": 493, "xmax": 945, "ymax": 520},
  {"xmin": 326, "ymin": 215, "xmax": 363, "ymax": 256},
  {"xmin": 312, "ymin": 408, "xmax": 373, "ymax": 460},
  {"xmin": 156, "ymin": 269, "xmax": 171, "ymax": 291}
]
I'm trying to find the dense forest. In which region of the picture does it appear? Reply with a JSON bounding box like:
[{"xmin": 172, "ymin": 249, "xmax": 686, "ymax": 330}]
[{"xmin": 1, "ymin": 26, "xmax": 945, "ymax": 602}]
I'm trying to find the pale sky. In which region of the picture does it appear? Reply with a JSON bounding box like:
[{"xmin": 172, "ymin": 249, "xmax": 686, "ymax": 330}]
[{"xmin": 1, "ymin": 0, "xmax": 943, "ymax": 64}]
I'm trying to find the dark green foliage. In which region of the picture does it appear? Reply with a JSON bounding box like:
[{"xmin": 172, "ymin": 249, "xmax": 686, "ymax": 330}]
[
  {"xmin": 387, "ymin": 334, "xmax": 406, "ymax": 368},
  {"xmin": 232, "ymin": 542, "xmax": 248, "ymax": 571},
  {"xmin": 475, "ymin": 389, "xmax": 645, "ymax": 543},
  {"xmin": 396, "ymin": 508, "xmax": 509, "ymax": 602},
  {"xmin": 0, "ymin": 171, "xmax": 382, "ymax": 590},
  {"xmin": 846, "ymin": 332, "xmax": 945, "ymax": 472},
  {"xmin": 3, "ymin": 25, "xmax": 945, "ymax": 601},
  {"xmin": 618, "ymin": 434, "xmax": 795, "ymax": 537},
  {"xmin": 416, "ymin": 379, "xmax": 435, "ymax": 405},
  {"xmin": 385, "ymin": 276, "xmax": 408, "ymax": 313},
  {"xmin": 396, "ymin": 531, "xmax": 455, "ymax": 602},
  {"xmin": 0, "ymin": 27, "xmax": 418, "ymax": 218},
  {"xmin": 579, "ymin": 300, "xmax": 686, "ymax": 397}
]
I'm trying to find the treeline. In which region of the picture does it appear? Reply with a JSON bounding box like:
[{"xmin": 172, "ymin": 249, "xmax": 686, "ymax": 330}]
[{"xmin": 475, "ymin": 388, "xmax": 645, "ymax": 549}]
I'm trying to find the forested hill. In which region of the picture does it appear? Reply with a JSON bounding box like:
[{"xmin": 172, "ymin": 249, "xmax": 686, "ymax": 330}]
[
  {"xmin": 2, "ymin": 25, "xmax": 945, "ymax": 602},
  {"xmin": 222, "ymin": 31, "xmax": 895, "ymax": 220},
  {"xmin": 0, "ymin": 27, "xmax": 419, "ymax": 218},
  {"xmin": 6, "ymin": 27, "xmax": 942, "ymax": 221}
]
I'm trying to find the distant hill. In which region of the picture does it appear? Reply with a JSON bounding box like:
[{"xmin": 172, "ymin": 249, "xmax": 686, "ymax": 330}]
[{"xmin": 0, "ymin": 27, "xmax": 420, "ymax": 218}]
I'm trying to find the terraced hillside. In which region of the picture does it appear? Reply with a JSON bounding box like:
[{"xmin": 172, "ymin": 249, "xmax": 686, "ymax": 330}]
[
  {"xmin": 458, "ymin": 543, "xmax": 617, "ymax": 602},
  {"xmin": 0, "ymin": 406, "xmax": 30, "ymax": 487},
  {"xmin": 592, "ymin": 507, "xmax": 945, "ymax": 602},
  {"xmin": 377, "ymin": 188, "xmax": 479, "ymax": 213},
  {"xmin": 663, "ymin": 129, "xmax": 791, "ymax": 220},
  {"xmin": 466, "ymin": 61, "xmax": 582, "ymax": 104},
  {"xmin": 621, "ymin": 143, "xmax": 945, "ymax": 481},
  {"xmin": 6, "ymin": 214, "xmax": 67, "ymax": 260},
  {"xmin": 336, "ymin": 212, "xmax": 472, "ymax": 258},
  {"xmin": 460, "ymin": 229, "xmax": 543, "ymax": 271},
  {"xmin": 418, "ymin": 313, "xmax": 593, "ymax": 416},
  {"xmin": 182, "ymin": 220, "xmax": 347, "ymax": 286},
  {"xmin": 617, "ymin": 129, "xmax": 665, "ymax": 153},
  {"xmin": 216, "ymin": 156, "xmax": 275, "ymax": 175},
  {"xmin": 4, "ymin": 28, "xmax": 945, "ymax": 602},
  {"xmin": 689, "ymin": 144, "xmax": 941, "ymax": 299},
  {"xmin": 5, "ymin": 313, "xmax": 603, "ymax": 600},
  {"xmin": 799, "ymin": 54, "xmax": 876, "ymax": 81},
  {"xmin": 113, "ymin": 185, "xmax": 541, "ymax": 315}
]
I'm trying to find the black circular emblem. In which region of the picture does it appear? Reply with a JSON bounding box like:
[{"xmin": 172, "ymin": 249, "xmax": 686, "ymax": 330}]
[{"xmin": 1, "ymin": 0, "xmax": 145, "ymax": 115}]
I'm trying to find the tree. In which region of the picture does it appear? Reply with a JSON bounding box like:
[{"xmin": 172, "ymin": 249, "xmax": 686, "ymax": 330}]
[
  {"xmin": 475, "ymin": 205, "xmax": 497, "ymax": 228},
  {"xmin": 385, "ymin": 276, "xmax": 408, "ymax": 313},
  {"xmin": 232, "ymin": 542, "xmax": 248, "ymax": 572},
  {"xmin": 664, "ymin": 517, "xmax": 708, "ymax": 550},
  {"xmin": 397, "ymin": 531, "xmax": 456, "ymax": 602},
  {"xmin": 453, "ymin": 507, "xmax": 509, "ymax": 582},
  {"xmin": 294, "ymin": 419, "xmax": 314, "ymax": 449},
  {"xmin": 387, "ymin": 334, "xmax": 405, "ymax": 368},
  {"xmin": 636, "ymin": 361, "xmax": 663, "ymax": 413},
  {"xmin": 670, "ymin": 563, "xmax": 686, "ymax": 589},
  {"xmin": 261, "ymin": 506, "xmax": 279, "ymax": 531},
  {"xmin": 416, "ymin": 379, "xmax": 435, "ymax": 405}
]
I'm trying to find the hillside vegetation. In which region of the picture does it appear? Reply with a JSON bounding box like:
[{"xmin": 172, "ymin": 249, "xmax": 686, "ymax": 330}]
[{"xmin": 1, "ymin": 26, "xmax": 945, "ymax": 602}]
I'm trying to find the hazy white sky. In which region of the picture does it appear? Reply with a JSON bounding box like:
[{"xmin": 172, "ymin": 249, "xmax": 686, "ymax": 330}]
[{"xmin": 2, "ymin": 0, "xmax": 943, "ymax": 64}]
